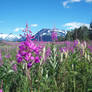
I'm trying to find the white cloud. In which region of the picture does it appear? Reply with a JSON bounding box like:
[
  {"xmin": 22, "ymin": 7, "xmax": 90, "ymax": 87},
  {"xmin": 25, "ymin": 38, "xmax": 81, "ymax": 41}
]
[
  {"xmin": 31, "ymin": 24, "xmax": 38, "ymax": 27},
  {"xmin": 71, "ymin": 0, "xmax": 81, "ymax": 2},
  {"xmin": 62, "ymin": 0, "xmax": 81, "ymax": 8},
  {"xmin": 63, "ymin": 22, "xmax": 89, "ymax": 29},
  {"xmin": 62, "ymin": 0, "xmax": 92, "ymax": 8},
  {"xmin": 14, "ymin": 24, "xmax": 38, "ymax": 32},
  {"xmin": 63, "ymin": 1, "xmax": 69, "ymax": 8},
  {"xmin": 14, "ymin": 27, "xmax": 24, "ymax": 32},
  {"xmin": 85, "ymin": 0, "xmax": 92, "ymax": 2}
]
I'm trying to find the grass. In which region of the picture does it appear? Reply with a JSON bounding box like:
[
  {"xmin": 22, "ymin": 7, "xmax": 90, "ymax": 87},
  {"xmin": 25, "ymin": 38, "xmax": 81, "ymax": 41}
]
[{"xmin": 0, "ymin": 41, "xmax": 92, "ymax": 92}]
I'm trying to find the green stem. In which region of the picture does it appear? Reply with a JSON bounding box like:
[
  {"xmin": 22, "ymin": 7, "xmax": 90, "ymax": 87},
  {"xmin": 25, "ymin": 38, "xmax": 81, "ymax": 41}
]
[
  {"xmin": 62, "ymin": 82, "xmax": 65, "ymax": 92},
  {"xmin": 84, "ymin": 82, "xmax": 86, "ymax": 92},
  {"xmin": 26, "ymin": 69, "xmax": 33, "ymax": 92},
  {"xmin": 74, "ymin": 76, "xmax": 76, "ymax": 92}
]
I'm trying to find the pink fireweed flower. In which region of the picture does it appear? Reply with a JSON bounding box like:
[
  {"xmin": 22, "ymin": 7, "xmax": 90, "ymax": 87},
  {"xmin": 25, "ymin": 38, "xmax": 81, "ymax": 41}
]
[
  {"xmin": 0, "ymin": 89, "xmax": 3, "ymax": 92},
  {"xmin": 69, "ymin": 47, "xmax": 74, "ymax": 53},
  {"xmin": 24, "ymin": 53, "xmax": 32, "ymax": 61},
  {"xmin": 31, "ymin": 56, "xmax": 34, "ymax": 60},
  {"xmin": 60, "ymin": 48, "xmax": 63, "ymax": 52},
  {"xmin": 16, "ymin": 54, "xmax": 23, "ymax": 63},
  {"xmin": 51, "ymin": 30, "xmax": 57, "ymax": 41},
  {"xmin": 63, "ymin": 47, "xmax": 68, "ymax": 52},
  {"xmin": 73, "ymin": 40, "xmax": 78, "ymax": 47},
  {"xmin": 88, "ymin": 45, "xmax": 92, "ymax": 53},
  {"xmin": 65, "ymin": 41, "xmax": 71, "ymax": 47},
  {"xmin": 0, "ymin": 51, "xmax": 2, "ymax": 61},
  {"xmin": 60, "ymin": 47, "xmax": 68, "ymax": 53},
  {"xmin": 35, "ymin": 56, "xmax": 40, "ymax": 63},
  {"xmin": 0, "ymin": 51, "xmax": 3, "ymax": 67},
  {"xmin": 19, "ymin": 50, "xmax": 26, "ymax": 56},
  {"xmin": 45, "ymin": 47, "xmax": 51, "ymax": 61},
  {"xmin": 16, "ymin": 24, "xmax": 43, "ymax": 69},
  {"xmin": 46, "ymin": 47, "xmax": 51, "ymax": 57},
  {"xmin": 12, "ymin": 64, "xmax": 17, "ymax": 72},
  {"xmin": 5, "ymin": 54, "xmax": 11, "ymax": 58},
  {"xmin": 60, "ymin": 46, "xmax": 74, "ymax": 53},
  {"xmin": 27, "ymin": 62, "xmax": 32, "ymax": 69}
]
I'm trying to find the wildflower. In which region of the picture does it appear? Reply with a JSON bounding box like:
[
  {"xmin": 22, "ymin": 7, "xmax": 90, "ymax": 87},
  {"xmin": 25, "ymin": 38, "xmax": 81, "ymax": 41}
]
[
  {"xmin": 0, "ymin": 51, "xmax": 2, "ymax": 61},
  {"xmin": 66, "ymin": 41, "xmax": 71, "ymax": 47},
  {"xmin": 5, "ymin": 54, "xmax": 11, "ymax": 58},
  {"xmin": 0, "ymin": 89, "xmax": 3, "ymax": 92},
  {"xmin": 88, "ymin": 45, "xmax": 92, "ymax": 53},
  {"xmin": 51, "ymin": 30, "xmax": 57, "ymax": 41},
  {"xmin": 16, "ymin": 24, "xmax": 42, "ymax": 68},
  {"xmin": 27, "ymin": 62, "xmax": 32, "ymax": 69},
  {"xmin": 0, "ymin": 51, "xmax": 3, "ymax": 67},
  {"xmin": 24, "ymin": 53, "xmax": 32, "ymax": 61},
  {"xmin": 63, "ymin": 47, "xmax": 68, "ymax": 52},
  {"xmin": 46, "ymin": 47, "xmax": 51, "ymax": 57},
  {"xmin": 73, "ymin": 39, "xmax": 80, "ymax": 48},
  {"xmin": 74, "ymin": 40, "xmax": 78, "ymax": 47},
  {"xmin": 35, "ymin": 56, "xmax": 40, "ymax": 63},
  {"xmin": 16, "ymin": 54, "xmax": 23, "ymax": 63},
  {"xmin": 60, "ymin": 48, "xmax": 63, "ymax": 52},
  {"xmin": 19, "ymin": 51, "xmax": 26, "ymax": 56},
  {"xmin": 31, "ymin": 56, "xmax": 34, "ymax": 60},
  {"xmin": 12, "ymin": 64, "xmax": 17, "ymax": 72},
  {"xmin": 69, "ymin": 46, "xmax": 74, "ymax": 53}
]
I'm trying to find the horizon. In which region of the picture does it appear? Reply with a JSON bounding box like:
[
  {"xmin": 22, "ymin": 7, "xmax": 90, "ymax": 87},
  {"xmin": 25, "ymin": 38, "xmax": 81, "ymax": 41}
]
[{"xmin": 0, "ymin": 0, "xmax": 92, "ymax": 35}]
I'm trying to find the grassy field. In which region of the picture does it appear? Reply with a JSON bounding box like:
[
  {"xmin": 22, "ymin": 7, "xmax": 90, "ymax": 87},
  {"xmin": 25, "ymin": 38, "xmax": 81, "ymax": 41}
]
[{"xmin": 0, "ymin": 41, "xmax": 92, "ymax": 92}]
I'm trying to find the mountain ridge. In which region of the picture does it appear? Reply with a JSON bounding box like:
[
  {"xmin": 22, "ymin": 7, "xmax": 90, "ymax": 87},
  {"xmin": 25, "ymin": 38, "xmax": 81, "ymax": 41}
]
[{"xmin": 0, "ymin": 28, "xmax": 67, "ymax": 41}]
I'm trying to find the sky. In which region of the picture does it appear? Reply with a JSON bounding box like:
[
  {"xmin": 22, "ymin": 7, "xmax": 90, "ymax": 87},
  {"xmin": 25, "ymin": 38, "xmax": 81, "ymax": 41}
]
[{"xmin": 0, "ymin": 0, "xmax": 92, "ymax": 35}]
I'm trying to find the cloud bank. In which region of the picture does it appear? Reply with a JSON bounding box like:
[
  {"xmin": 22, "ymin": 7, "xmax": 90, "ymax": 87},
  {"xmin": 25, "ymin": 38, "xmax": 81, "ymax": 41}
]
[
  {"xmin": 85, "ymin": 0, "xmax": 92, "ymax": 2},
  {"xmin": 63, "ymin": 22, "xmax": 89, "ymax": 29},
  {"xmin": 62, "ymin": 0, "xmax": 92, "ymax": 8},
  {"xmin": 31, "ymin": 24, "xmax": 38, "ymax": 27},
  {"xmin": 14, "ymin": 28, "xmax": 24, "ymax": 32},
  {"xmin": 14, "ymin": 24, "xmax": 38, "ymax": 32}
]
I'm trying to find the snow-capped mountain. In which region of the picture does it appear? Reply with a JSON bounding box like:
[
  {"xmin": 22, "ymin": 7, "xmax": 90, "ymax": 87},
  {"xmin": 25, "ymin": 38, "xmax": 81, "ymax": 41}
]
[
  {"xmin": 0, "ymin": 33, "xmax": 22, "ymax": 41},
  {"xmin": 34, "ymin": 28, "xmax": 66, "ymax": 41},
  {"xmin": 0, "ymin": 28, "xmax": 67, "ymax": 42}
]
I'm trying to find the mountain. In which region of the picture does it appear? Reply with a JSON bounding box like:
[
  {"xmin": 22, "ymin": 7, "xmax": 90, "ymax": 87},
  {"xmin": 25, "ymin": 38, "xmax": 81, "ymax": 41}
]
[
  {"xmin": 0, "ymin": 33, "xmax": 22, "ymax": 41},
  {"xmin": 0, "ymin": 28, "xmax": 67, "ymax": 42},
  {"xmin": 34, "ymin": 28, "xmax": 66, "ymax": 41}
]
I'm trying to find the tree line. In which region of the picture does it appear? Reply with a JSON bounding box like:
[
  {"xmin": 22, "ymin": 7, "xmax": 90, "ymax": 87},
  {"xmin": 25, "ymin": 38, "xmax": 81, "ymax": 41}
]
[{"xmin": 58, "ymin": 22, "xmax": 92, "ymax": 41}]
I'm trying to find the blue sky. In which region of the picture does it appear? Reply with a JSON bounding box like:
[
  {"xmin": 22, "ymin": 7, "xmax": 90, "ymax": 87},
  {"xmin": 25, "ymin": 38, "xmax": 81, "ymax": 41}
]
[{"xmin": 0, "ymin": 0, "xmax": 92, "ymax": 35}]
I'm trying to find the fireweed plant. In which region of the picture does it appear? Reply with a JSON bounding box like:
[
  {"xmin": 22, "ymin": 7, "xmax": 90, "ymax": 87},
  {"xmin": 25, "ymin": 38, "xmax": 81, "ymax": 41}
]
[
  {"xmin": 16, "ymin": 24, "xmax": 43, "ymax": 68},
  {"xmin": 51, "ymin": 29, "xmax": 57, "ymax": 41},
  {"xmin": 16, "ymin": 24, "xmax": 43, "ymax": 91}
]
